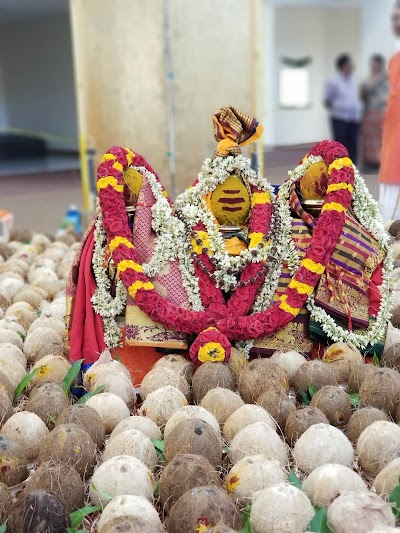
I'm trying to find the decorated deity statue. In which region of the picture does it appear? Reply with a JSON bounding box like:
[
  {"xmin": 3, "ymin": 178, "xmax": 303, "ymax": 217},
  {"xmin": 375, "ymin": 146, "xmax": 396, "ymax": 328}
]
[{"xmin": 67, "ymin": 107, "xmax": 393, "ymax": 374}]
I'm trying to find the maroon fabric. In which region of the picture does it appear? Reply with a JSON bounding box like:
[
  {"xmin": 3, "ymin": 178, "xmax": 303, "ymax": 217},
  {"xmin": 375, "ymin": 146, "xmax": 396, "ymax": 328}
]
[{"xmin": 69, "ymin": 226, "xmax": 106, "ymax": 364}]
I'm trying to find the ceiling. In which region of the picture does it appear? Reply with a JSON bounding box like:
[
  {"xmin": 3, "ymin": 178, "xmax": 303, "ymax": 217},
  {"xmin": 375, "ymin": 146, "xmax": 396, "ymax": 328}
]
[{"xmin": 0, "ymin": 0, "xmax": 68, "ymax": 24}]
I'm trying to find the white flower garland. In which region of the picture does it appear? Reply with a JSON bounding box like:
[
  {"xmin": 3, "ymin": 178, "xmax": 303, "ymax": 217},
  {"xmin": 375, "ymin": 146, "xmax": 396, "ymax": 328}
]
[{"xmin": 279, "ymin": 157, "xmax": 393, "ymax": 349}]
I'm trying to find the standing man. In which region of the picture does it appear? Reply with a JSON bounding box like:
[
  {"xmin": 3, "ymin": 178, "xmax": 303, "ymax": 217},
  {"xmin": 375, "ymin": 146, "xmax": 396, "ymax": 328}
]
[
  {"xmin": 324, "ymin": 54, "xmax": 362, "ymax": 164},
  {"xmin": 379, "ymin": 1, "xmax": 400, "ymax": 220}
]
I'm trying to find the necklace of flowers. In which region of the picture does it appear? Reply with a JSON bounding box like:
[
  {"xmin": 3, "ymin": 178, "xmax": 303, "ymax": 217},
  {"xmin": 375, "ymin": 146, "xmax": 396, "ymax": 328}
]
[
  {"xmin": 276, "ymin": 154, "xmax": 393, "ymax": 349},
  {"xmin": 96, "ymin": 142, "xmax": 357, "ymax": 367}
]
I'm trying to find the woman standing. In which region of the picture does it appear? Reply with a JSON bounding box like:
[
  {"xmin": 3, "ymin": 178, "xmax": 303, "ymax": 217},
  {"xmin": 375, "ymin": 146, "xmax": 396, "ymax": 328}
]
[{"xmin": 361, "ymin": 54, "xmax": 389, "ymax": 168}]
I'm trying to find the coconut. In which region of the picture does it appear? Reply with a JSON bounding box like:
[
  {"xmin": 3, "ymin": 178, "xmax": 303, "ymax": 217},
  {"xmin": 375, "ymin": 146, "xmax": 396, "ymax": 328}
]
[
  {"xmin": 30, "ymin": 354, "xmax": 70, "ymax": 386},
  {"xmin": 138, "ymin": 385, "xmax": 188, "ymax": 427},
  {"xmin": 389, "ymin": 220, "xmax": 400, "ymax": 237},
  {"xmin": 159, "ymin": 453, "xmax": 220, "ymax": 513},
  {"xmin": 101, "ymin": 516, "xmax": 163, "ymax": 533},
  {"xmin": 5, "ymin": 302, "xmax": 36, "ymax": 330},
  {"xmin": 284, "ymin": 406, "xmax": 329, "ymax": 446},
  {"xmin": 226, "ymin": 455, "xmax": 287, "ymax": 505},
  {"xmin": 154, "ymin": 354, "xmax": 194, "ymax": 383},
  {"xmin": 0, "ymin": 482, "xmax": 12, "ymax": 522},
  {"xmin": 83, "ymin": 350, "xmax": 132, "ymax": 386},
  {"xmin": 167, "ymin": 486, "xmax": 243, "ymax": 533},
  {"xmin": 0, "ymin": 308, "xmax": 3, "ymax": 320},
  {"xmin": 309, "ymin": 385, "xmax": 352, "ymax": 427},
  {"xmin": 0, "ymin": 434, "xmax": 28, "ymax": 486},
  {"xmin": 293, "ymin": 423, "xmax": 354, "ymax": 474},
  {"xmin": 270, "ymin": 350, "xmax": 308, "ymax": 382},
  {"xmin": 86, "ymin": 392, "xmax": 130, "ymax": 434},
  {"xmin": 0, "ymin": 390, "xmax": 13, "ymax": 427},
  {"xmin": 24, "ymin": 461, "xmax": 84, "ymax": 512},
  {"xmin": 28, "ymin": 266, "xmax": 58, "ymax": 285},
  {"xmin": 25, "ymin": 383, "xmax": 70, "ymax": 428},
  {"xmin": 302, "ymin": 464, "xmax": 368, "ymax": 508},
  {"xmin": 0, "ymin": 342, "xmax": 27, "ymax": 368},
  {"xmin": 13, "ymin": 287, "xmax": 44, "ymax": 309},
  {"xmin": 90, "ymin": 455, "xmax": 153, "ymax": 506},
  {"xmin": 238, "ymin": 359, "xmax": 289, "ymax": 403},
  {"xmin": 31, "ymin": 233, "xmax": 51, "ymax": 251},
  {"xmin": 97, "ymin": 495, "xmax": 163, "ymax": 533},
  {"xmin": 381, "ymin": 343, "xmax": 400, "ymax": 372},
  {"xmin": 201, "ymin": 387, "xmax": 244, "ymax": 426},
  {"xmin": 38, "ymin": 423, "xmax": 96, "ymax": 478},
  {"xmin": 23, "ymin": 327, "xmax": 64, "ymax": 362},
  {"xmin": 40, "ymin": 297, "xmax": 66, "ymax": 323},
  {"xmin": 165, "ymin": 418, "xmax": 222, "ymax": 467},
  {"xmin": 357, "ymin": 420, "xmax": 400, "ymax": 475},
  {"xmin": 347, "ymin": 407, "xmax": 389, "ymax": 444},
  {"xmin": 56, "ymin": 404, "xmax": 105, "ymax": 449},
  {"xmin": 10, "ymin": 227, "xmax": 33, "ymax": 243},
  {"xmin": 256, "ymin": 389, "xmax": 296, "ymax": 430},
  {"xmin": 0, "ymin": 290, "xmax": 10, "ymax": 311},
  {"xmin": 327, "ymin": 491, "xmax": 395, "ymax": 533},
  {"xmin": 347, "ymin": 363, "xmax": 378, "ymax": 393},
  {"xmin": 250, "ymin": 483, "xmax": 314, "ymax": 533},
  {"xmin": 0, "ymin": 243, "xmax": 12, "ymax": 261},
  {"xmin": 86, "ymin": 367, "xmax": 136, "ymax": 408},
  {"xmin": 103, "ymin": 429, "xmax": 158, "ymax": 471},
  {"xmin": 0, "ymin": 329, "xmax": 23, "ymax": 350},
  {"xmin": 0, "ymin": 359, "xmax": 26, "ymax": 390},
  {"xmin": 226, "ymin": 347, "xmax": 247, "ymax": 384},
  {"xmin": 0, "ymin": 276, "xmax": 25, "ymax": 299},
  {"xmin": 223, "ymin": 404, "xmax": 276, "ymax": 444},
  {"xmin": 8, "ymin": 490, "xmax": 70, "ymax": 533},
  {"xmin": 229, "ymin": 422, "xmax": 288, "ymax": 466},
  {"xmin": 390, "ymin": 291, "xmax": 400, "ymax": 327},
  {"xmin": 192, "ymin": 362, "xmax": 235, "ymax": 402},
  {"xmin": 110, "ymin": 415, "xmax": 161, "ymax": 442},
  {"xmin": 359, "ymin": 368, "xmax": 400, "ymax": 416},
  {"xmin": 28, "ymin": 316, "xmax": 65, "ymax": 338},
  {"xmin": 367, "ymin": 529, "xmax": 400, "ymax": 533},
  {"xmin": 0, "ymin": 371, "xmax": 15, "ymax": 400},
  {"xmin": 0, "ymin": 316, "xmax": 26, "ymax": 338},
  {"xmin": 292, "ymin": 360, "xmax": 337, "ymax": 397},
  {"xmin": 1, "ymin": 411, "xmax": 49, "ymax": 460},
  {"xmin": 164, "ymin": 405, "xmax": 220, "ymax": 440},
  {"xmin": 373, "ymin": 457, "xmax": 400, "ymax": 497},
  {"xmin": 322, "ymin": 342, "xmax": 363, "ymax": 382}
]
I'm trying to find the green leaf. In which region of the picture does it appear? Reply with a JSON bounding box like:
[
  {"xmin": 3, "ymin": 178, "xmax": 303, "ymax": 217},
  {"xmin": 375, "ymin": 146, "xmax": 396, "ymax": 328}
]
[
  {"xmin": 223, "ymin": 445, "xmax": 230, "ymax": 454},
  {"xmin": 309, "ymin": 507, "xmax": 331, "ymax": 532},
  {"xmin": 300, "ymin": 389, "xmax": 310, "ymax": 405},
  {"xmin": 151, "ymin": 438, "xmax": 165, "ymax": 463},
  {"xmin": 76, "ymin": 385, "xmax": 105, "ymax": 404},
  {"xmin": 114, "ymin": 353, "xmax": 122, "ymax": 363},
  {"xmin": 48, "ymin": 415, "xmax": 57, "ymax": 425},
  {"xmin": 349, "ymin": 392, "xmax": 360, "ymax": 409},
  {"xmin": 289, "ymin": 470, "xmax": 302, "ymax": 490},
  {"xmin": 67, "ymin": 530, "xmax": 86, "ymax": 533},
  {"xmin": 0, "ymin": 518, "xmax": 8, "ymax": 533},
  {"xmin": 61, "ymin": 359, "xmax": 83, "ymax": 395},
  {"xmin": 69, "ymin": 505, "xmax": 102, "ymax": 528},
  {"xmin": 241, "ymin": 503, "xmax": 252, "ymax": 533},
  {"xmin": 91, "ymin": 482, "xmax": 112, "ymax": 503},
  {"xmin": 308, "ymin": 384, "xmax": 317, "ymax": 398},
  {"xmin": 17, "ymin": 331, "xmax": 26, "ymax": 341},
  {"xmin": 13, "ymin": 367, "xmax": 39, "ymax": 405},
  {"xmin": 388, "ymin": 485, "xmax": 400, "ymax": 516},
  {"xmin": 373, "ymin": 353, "xmax": 380, "ymax": 367},
  {"xmin": 154, "ymin": 481, "xmax": 159, "ymax": 496}
]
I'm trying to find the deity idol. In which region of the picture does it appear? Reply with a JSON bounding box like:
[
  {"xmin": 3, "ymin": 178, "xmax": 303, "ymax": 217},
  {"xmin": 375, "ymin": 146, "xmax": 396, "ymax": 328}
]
[{"xmin": 67, "ymin": 107, "xmax": 393, "ymax": 375}]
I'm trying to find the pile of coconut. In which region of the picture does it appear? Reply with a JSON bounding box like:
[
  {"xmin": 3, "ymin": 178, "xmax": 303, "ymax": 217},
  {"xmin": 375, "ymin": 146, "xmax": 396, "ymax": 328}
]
[{"xmin": 2, "ymin": 230, "xmax": 400, "ymax": 532}]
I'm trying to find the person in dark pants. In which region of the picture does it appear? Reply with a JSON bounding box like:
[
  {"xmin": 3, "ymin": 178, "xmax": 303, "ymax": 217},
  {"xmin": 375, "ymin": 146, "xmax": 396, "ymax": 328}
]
[{"xmin": 324, "ymin": 54, "xmax": 361, "ymax": 164}]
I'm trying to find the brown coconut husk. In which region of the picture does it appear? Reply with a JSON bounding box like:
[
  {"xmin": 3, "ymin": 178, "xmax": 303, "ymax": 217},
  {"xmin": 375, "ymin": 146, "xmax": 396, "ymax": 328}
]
[
  {"xmin": 381, "ymin": 343, "xmax": 400, "ymax": 372},
  {"xmin": 359, "ymin": 368, "xmax": 400, "ymax": 417},
  {"xmin": 8, "ymin": 490, "xmax": 70, "ymax": 533},
  {"xmin": 238, "ymin": 359, "xmax": 289, "ymax": 404},
  {"xmin": 24, "ymin": 461, "xmax": 84, "ymax": 513},
  {"xmin": 0, "ymin": 434, "xmax": 29, "ymax": 486},
  {"xmin": 0, "ymin": 370, "xmax": 15, "ymax": 400},
  {"xmin": 13, "ymin": 287, "xmax": 44, "ymax": 309},
  {"xmin": 140, "ymin": 366, "xmax": 190, "ymax": 401},
  {"xmin": 0, "ymin": 482, "xmax": 12, "ymax": 522},
  {"xmin": 56, "ymin": 404, "xmax": 105, "ymax": 449},
  {"xmin": 10, "ymin": 228, "xmax": 33, "ymax": 243},
  {"xmin": 167, "ymin": 485, "xmax": 243, "ymax": 533},
  {"xmin": 205, "ymin": 527, "xmax": 238, "ymax": 533},
  {"xmin": 38, "ymin": 423, "xmax": 97, "ymax": 478},
  {"xmin": 159, "ymin": 453, "xmax": 220, "ymax": 513},
  {"xmin": 192, "ymin": 363, "xmax": 235, "ymax": 403},
  {"xmin": 200, "ymin": 388, "xmax": 244, "ymax": 426},
  {"xmin": 256, "ymin": 389, "xmax": 296, "ymax": 431},
  {"xmin": 309, "ymin": 385, "xmax": 352, "ymax": 427},
  {"xmin": 285, "ymin": 407, "xmax": 329, "ymax": 447},
  {"xmin": 226, "ymin": 348, "xmax": 247, "ymax": 385},
  {"xmin": 5, "ymin": 302, "xmax": 37, "ymax": 330},
  {"xmin": 291, "ymin": 360, "xmax": 336, "ymax": 399},
  {"xmin": 347, "ymin": 407, "xmax": 390, "ymax": 444},
  {"xmin": 322, "ymin": 342, "xmax": 363, "ymax": 382},
  {"xmin": 0, "ymin": 244, "xmax": 12, "ymax": 261},
  {"xmin": 389, "ymin": 220, "xmax": 400, "ymax": 237},
  {"xmin": 153, "ymin": 354, "xmax": 194, "ymax": 384},
  {"xmin": 25, "ymin": 383, "xmax": 70, "ymax": 428},
  {"xmin": 0, "ymin": 289, "xmax": 11, "ymax": 311},
  {"xmin": 347, "ymin": 363, "xmax": 378, "ymax": 393},
  {"xmin": 0, "ymin": 389, "xmax": 13, "ymax": 427},
  {"xmin": 23, "ymin": 327, "xmax": 65, "ymax": 363},
  {"xmin": 164, "ymin": 418, "xmax": 222, "ymax": 468},
  {"xmin": 104, "ymin": 516, "xmax": 162, "ymax": 533}
]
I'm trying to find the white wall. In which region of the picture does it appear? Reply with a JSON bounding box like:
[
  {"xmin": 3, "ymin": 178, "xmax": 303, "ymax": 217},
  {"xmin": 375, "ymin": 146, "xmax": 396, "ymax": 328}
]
[{"xmin": 0, "ymin": 14, "xmax": 77, "ymax": 149}]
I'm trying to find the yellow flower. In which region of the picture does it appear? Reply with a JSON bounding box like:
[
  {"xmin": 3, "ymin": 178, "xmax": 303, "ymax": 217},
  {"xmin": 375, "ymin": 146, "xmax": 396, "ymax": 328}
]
[
  {"xmin": 191, "ymin": 231, "xmax": 211, "ymax": 255},
  {"xmin": 301, "ymin": 258, "xmax": 325, "ymax": 275},
  {"xmin": 97, "ymin": 176, "xmax": 123, "ymax": 193},
  {"xmin": 328, "ymin": 157, "xmax": 353, "ymax": 172},
  {"xmin": 37, "ymin": 365, "xmax": 50, "ymax": 379},
  {"xmin": 321, "ymin": 202, "xmax": 346, "ymax": 213},
  {"xmin": 128, "ymin": 280, "xmax": 154, "ymax": 299},
  {"xmin": 326, "ymin": 183, "xmax": 354, "ymax": 194},
  {"xmin": 278, "ymin": 294, "xmax": 301, "ymax": 317},
  {"xmin": 226, "ymin": 473, "xmax": 240, "ymax": 492},
  {"xmin": 249, "ymin": 232, "xmax": 264, "ymax": 248},
  {"xmin": 198, "ymin": 342, "xmax": 226, "ymax": 363},
  {"xmin": 287, "ymin": 279, "xmax": 314, "ymax": 296},
  {"xmin": 251, "ymin": 191, "xmax": 271, "ymax": 207},
  {"xmin": 117, "ymin": 260, "xmax": 143, "ymax": 273},
  {"xmin": 109, "ymin": 236, "xmax": 134, "ymax": 254}
]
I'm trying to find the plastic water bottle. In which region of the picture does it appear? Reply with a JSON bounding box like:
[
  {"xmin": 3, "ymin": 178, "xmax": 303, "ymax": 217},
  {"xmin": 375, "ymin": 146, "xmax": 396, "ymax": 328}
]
[{"xmin": 63, "ymin": 204, "xmax": 82, "ymax": 234}]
